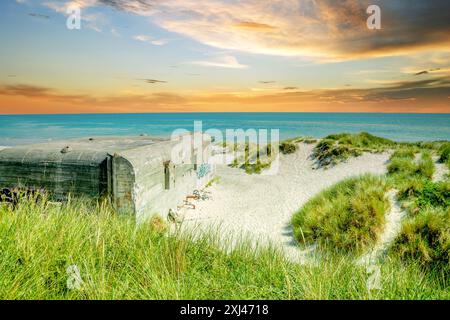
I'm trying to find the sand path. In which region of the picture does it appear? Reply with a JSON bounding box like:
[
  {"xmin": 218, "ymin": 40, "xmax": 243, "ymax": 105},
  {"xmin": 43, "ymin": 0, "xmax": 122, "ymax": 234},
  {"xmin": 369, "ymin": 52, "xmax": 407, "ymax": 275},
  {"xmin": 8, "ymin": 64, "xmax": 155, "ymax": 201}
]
[
  {"xmin": 432, "ymin": 156, "xmax": 448, "ymax": 182},
  {"xmin": 180, "ymin": 143, "xmax": 390, "ymax": 262},
  {"xmin": 358, "ymin": 190, "xmax": 406, "ymax": 266}
]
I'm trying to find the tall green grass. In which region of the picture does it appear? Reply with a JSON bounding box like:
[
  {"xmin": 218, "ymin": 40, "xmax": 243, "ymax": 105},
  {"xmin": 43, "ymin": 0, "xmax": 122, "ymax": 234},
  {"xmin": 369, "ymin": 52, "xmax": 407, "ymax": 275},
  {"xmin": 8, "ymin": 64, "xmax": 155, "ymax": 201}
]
[
  {"xmin": 0, "ymin": 196, "xmax": 447, "ymax": 299},
  {"xmin": 312, "ymin": 132, "xmax": 395, "ymax": 168},
  {"xmin": 385, "ymin": 145, "xmax": 449, "ymax": 276},
  {"xmin": 291, "ymin": 175, "xmax": 389, "ymax": 254},
  {"xmin": 387, "ymin": 148, "xmax": 435, "ymax": 186},
  {"xmin": 279, "ymin": 141, "xmax": 297, "ymax": 154},
  {"xmin": 439, "ymin": 143, "xmax": 450, "ymax": 163},
  {"xmin": 390, "ymin": 207, "xmax": 449, "ymax": 274}
]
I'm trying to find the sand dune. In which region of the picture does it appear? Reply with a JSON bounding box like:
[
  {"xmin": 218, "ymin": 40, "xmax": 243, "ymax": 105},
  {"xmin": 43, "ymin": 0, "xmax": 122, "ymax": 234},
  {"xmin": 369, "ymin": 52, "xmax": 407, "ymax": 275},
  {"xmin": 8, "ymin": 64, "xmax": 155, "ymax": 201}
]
[{"xmin": 180, "ymin": 143, "xmax": 391, "ymax": 262}]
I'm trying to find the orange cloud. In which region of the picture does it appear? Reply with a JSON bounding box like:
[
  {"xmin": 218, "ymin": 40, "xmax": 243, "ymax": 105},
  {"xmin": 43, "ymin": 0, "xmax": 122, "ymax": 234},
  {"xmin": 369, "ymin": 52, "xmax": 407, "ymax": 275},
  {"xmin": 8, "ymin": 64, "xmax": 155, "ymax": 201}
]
[
  {"xmin": 2, "ymin": 76, "xmax": 449, "ymax": 114},
  {"xmin": 233, "ymin": 21, "xmax": 277, "ymax": 31}
]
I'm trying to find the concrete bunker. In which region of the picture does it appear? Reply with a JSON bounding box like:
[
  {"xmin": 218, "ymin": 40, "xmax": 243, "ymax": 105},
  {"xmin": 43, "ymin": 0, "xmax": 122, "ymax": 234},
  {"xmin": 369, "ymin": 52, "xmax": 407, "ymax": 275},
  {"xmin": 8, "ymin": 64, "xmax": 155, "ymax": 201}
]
[{"xmin": 0, "ymin": 134, "xmax": 214, "ymax": 221}]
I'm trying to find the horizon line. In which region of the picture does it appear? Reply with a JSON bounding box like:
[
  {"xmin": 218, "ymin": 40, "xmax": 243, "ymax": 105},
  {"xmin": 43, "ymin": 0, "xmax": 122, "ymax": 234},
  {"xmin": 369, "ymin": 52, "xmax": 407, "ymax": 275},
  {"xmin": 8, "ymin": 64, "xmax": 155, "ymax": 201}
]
[{"xmin": 1, "ymin": 111, "xmax": 450, "ymax": 116}]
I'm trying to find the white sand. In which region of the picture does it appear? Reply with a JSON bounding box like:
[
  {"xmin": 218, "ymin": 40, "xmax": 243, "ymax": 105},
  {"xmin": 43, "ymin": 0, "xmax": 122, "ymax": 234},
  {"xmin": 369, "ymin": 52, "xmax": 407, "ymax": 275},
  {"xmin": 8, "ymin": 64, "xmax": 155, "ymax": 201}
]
[
  {"xmin": 180, "ymin": 143, "xmax": 391, "ymax": 262},
  {"xmin": 432, "ymin": 156, "xmax": 448, "ymax": 182},
  {"xmin": 358, "ymin": 190, "xmax": 406, "ymax": 266}
]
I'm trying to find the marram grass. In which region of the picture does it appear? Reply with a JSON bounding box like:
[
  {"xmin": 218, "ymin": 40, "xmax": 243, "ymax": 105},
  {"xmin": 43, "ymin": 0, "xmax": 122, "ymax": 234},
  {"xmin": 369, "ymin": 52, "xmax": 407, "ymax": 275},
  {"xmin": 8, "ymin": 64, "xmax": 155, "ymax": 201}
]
[
  {"xmin": 291, "ymin": 174, "xmax": 389, "ymax": 254},
  {"xmin": 0, "ymin": 196, "xmax": 447, "ymax": 300}
]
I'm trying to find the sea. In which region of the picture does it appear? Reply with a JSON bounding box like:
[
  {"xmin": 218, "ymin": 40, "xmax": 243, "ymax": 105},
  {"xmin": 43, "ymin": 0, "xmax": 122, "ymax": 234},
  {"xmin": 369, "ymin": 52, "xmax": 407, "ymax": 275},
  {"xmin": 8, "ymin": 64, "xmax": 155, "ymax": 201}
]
[{"xmin": 0, "ymin": 113, "xmax": 449, "ymax": 146}]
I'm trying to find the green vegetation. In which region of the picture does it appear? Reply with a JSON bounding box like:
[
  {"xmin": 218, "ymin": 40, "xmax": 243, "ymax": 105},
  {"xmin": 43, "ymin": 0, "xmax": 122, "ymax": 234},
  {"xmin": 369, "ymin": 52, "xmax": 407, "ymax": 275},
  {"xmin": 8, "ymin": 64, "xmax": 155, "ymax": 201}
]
[
  {"xmin": 387, "ymin": 148, "xmax": 435, "ymax": 185},
  {"xmin": 439, "ymin": 143, "xmax": 450, "ymax": 174},
  {"xmin": 279, "ymin": 141, "xmax": 297, "ymax": 154},
  {"xmin": 1, "ymin": 132, "xmax": 448, "ymax": 299},
  {"xmin": 228, "ymin": 142, "xmax": 274, "ymax": 174},
  {"xmin": 291, "ymin": 135, "xmax": 449, "ymax": 288},
  {"xmin": 312, "ymin": 132, "xmax": 395, "ymax": 168},
  {"xmin": 383, "ymin": 145, "xmax": 449, "ymax": 276},
  {"xmin": 243, "ymin": 160, "xmax": 271, "ymax": 174},
  {"xmin": 205, "ymin": 176, "xmax": 221, "ymax": 188},
  {"xmin": 291, "ymin": 175, "xmax": 389, "ymax": 254},
  {"xmin": 0, "ymin": 196, "xmax": 448, "ymax": 299},
  {"xmin": 398, "ymin": 179, "xmax": 450, "ymax": 213},
  {"xmin": 438, "ymin": 142, "xmax": 450, "ymax": 163},
  {"xmin": 288, "ymin": 136, "xmax": 318, "ymax": 144},
  {"xmin": 390, "ymin": 207, "xmax": 449, "ymax": 272}
]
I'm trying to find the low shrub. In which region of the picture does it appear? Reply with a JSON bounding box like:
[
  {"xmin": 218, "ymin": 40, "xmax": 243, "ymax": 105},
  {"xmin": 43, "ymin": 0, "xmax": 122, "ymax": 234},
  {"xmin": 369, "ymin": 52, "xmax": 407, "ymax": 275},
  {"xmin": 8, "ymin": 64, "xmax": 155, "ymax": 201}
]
[
  {"xmin": 415, "ymin": 180, "xmax": 450, "ymax": 209},
  {"xmin": 291, "ymin": 175, "xmax": 389, "ymax": 253},
  {"xmin": 397, "ymin": 178, "xmax": 450, "ymax": 216}
]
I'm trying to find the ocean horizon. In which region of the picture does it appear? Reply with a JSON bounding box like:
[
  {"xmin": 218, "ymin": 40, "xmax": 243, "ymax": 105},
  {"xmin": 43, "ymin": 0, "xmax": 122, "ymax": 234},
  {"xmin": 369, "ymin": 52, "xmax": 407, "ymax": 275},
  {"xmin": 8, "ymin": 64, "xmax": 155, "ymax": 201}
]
[{"xmin": 1, "ymin": 112, "xmax": 449, "ymax": 146}]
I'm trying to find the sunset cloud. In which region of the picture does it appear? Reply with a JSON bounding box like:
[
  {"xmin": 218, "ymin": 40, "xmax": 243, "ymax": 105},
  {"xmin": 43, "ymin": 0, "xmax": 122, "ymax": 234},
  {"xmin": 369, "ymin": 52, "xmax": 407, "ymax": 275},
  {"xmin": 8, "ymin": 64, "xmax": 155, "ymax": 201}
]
[
  {"xmin": 233, "ymin": 21, "xmax": 277, "ymax": 31},
  {"xmin": 141, "ymin": 79, "xmax": 167, "ymax": 84},
  {"xmin": 61, "ymin": 0, "xmax": 450, "ymax": 60},
  {"xmin": 2, "ymin": 76, "xmax": 449, "ymax": 113}
]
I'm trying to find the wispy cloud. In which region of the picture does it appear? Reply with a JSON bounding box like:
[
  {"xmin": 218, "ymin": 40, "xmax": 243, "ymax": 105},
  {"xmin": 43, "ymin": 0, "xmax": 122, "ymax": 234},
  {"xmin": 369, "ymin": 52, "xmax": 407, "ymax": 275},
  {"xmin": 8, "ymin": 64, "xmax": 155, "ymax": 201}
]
[
  {"xmin": 190, "ymin": 55, "xmax": 248, "ymax": 69},
  {"xmin": 259, "ymin": 81, "xmax": 276, "ymax": 84},
  {"xmin": 28, "ymin": 13, "xmax": 50, "ymax": 19},
  {"xmin": 133, "ymin": 34, "xmax": 170, "ymax": 46},
  {"xmin": 140, "ymin": 79, "xmax": 167, "ymax": 84}
]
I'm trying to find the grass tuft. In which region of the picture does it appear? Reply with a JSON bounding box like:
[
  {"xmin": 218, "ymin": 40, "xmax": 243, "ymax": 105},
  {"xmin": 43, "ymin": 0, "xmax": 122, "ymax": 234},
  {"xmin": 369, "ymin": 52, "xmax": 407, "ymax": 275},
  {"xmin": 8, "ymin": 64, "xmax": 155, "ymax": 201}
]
[
  {"xmin": 388, "ymin": 149, "xmax": 435, "ymax": 186},
  {"xmin": 312, "ymin": 132, "xmax": 394, "ymax": 168},
  {"xmin": 279, "ymin": 141, "xmax": 297, "ymax": 154},
  {"xmin": 291, "ymin": 175, "xmax": 389, "ymax": 254},
  {"xmin": 390, "ymin": 207, "xmax": 449, "ymax": 273},
  {"xmin": 438, "ymin": 142, "xmax": 450, "ymax": 163}
]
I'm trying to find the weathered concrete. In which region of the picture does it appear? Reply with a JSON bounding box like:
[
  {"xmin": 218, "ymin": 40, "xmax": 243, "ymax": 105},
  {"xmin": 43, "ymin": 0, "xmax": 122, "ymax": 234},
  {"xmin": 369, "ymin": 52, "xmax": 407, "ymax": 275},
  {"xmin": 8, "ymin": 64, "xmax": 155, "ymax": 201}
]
[{"xmin": 0, "ymin": 135, "xmax": 214, "ymax": 221}]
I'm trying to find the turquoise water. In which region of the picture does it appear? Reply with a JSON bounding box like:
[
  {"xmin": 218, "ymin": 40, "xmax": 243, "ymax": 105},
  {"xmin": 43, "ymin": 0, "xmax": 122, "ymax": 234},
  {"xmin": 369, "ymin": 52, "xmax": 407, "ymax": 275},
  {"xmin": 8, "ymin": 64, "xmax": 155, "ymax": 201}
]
[{"xmin": 0, "ymin": 113, "xmax": 449, "ymax": 146}]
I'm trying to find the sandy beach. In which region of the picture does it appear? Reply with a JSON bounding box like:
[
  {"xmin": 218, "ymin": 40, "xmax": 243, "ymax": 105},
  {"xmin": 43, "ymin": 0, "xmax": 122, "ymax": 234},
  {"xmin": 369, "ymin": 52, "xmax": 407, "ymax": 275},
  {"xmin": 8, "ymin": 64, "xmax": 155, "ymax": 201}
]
[{"xmin": 180, "ymin": 143, "xmax": 391, "ymax": 262}]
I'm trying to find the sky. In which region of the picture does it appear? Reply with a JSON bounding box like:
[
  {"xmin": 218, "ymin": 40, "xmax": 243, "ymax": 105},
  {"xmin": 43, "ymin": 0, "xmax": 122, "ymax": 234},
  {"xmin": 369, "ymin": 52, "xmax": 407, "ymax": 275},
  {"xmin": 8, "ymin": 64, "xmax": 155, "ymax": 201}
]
[{"xmin": 0, "ymin": 0, "xmax": 449, "ymax": 114}]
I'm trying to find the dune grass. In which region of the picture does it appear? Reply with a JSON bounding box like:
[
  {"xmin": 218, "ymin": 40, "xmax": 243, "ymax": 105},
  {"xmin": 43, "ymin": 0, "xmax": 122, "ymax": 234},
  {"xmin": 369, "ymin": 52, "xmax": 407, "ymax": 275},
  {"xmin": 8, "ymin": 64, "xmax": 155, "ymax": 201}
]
[
  {"xmin": 279, "ymin": 141, "xmax": 297, "ymax": 154},
  {"xmin": 312, "ymin": 132, "xmax": 395, "ymax": 168},
  {"xmin": 286, "ymin": 136, "xmax": 318, "ymax": 144},
  {"xmin": 390, "ymin": 207, "xmax": 449, "ymax": 274},
  {"xmin": 387, "ymin": 148, "xmax": 435, "ymax": 186},
  {"xmin": 438, "ymin": 143, "xmax": 450, "ymax": 174},
  {"xmin": 229, "ymin": 142, "xmax": 274, "ymax": 174},
  {"xmin": 384, "ymin": 145, "xmax": 449, "ymax": 276},
  {"xmin": 291, "ymin": 175, "xmax": 389, "ymax": 254},
  {"xmin": 439, "ymin": 142, "xmax": 450, "ymax": 163},
  {"xmin": 0, "ymin": 195, "xmax": 448, "ymax": 300}
]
